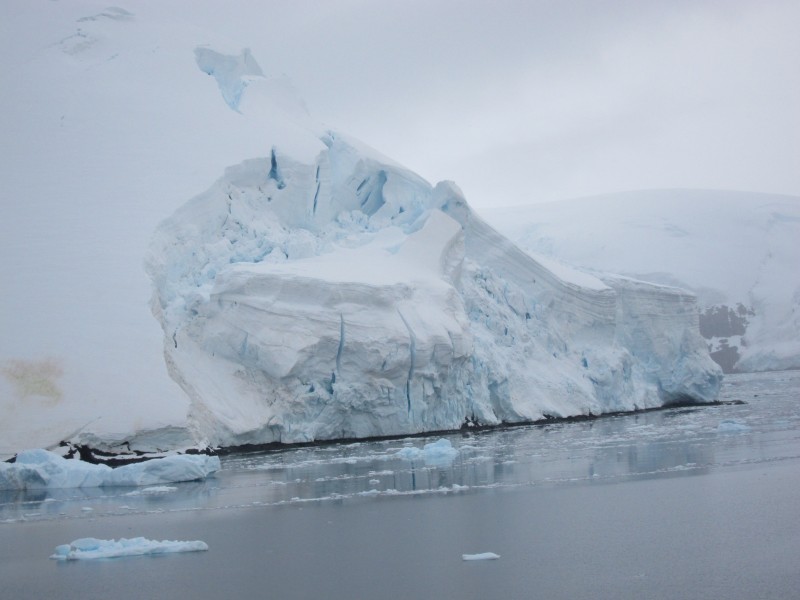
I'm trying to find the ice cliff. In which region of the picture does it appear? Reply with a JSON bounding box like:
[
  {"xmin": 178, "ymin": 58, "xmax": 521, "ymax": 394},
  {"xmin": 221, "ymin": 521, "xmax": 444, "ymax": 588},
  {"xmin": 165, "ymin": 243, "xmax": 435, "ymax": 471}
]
[{"xmin": 147, "ymin": 134, "xmax": 721, "ymax": 448}]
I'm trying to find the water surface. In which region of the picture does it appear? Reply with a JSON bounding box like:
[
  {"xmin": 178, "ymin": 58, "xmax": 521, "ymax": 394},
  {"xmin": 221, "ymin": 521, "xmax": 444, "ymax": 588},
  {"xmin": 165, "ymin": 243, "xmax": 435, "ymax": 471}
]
[{"xmin": 2, "ymin": 371, "xmax": 799, "ymax": 599}]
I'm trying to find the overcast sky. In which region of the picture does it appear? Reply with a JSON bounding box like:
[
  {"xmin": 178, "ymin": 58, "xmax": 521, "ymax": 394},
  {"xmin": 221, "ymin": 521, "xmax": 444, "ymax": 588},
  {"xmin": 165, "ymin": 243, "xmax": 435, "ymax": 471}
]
[{"xmin": 187, "ymin": 0, "xmax": 799, "ymax": 208}]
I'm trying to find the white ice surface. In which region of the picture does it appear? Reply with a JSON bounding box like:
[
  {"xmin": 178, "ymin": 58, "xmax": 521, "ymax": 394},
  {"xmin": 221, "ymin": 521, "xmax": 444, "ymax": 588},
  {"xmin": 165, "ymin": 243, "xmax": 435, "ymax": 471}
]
[
  {"xmin": 0, "ymin": 449, "xmax": 219, "ymax": 491},
  {"xmin": 51, "ymin": 537, "xmax": 208, "ymax": 560}
]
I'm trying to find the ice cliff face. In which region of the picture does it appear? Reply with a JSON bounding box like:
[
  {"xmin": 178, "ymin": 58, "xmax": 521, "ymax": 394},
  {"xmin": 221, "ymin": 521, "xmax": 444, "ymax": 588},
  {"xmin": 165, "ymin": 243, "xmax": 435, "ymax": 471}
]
[{"xmin": 147, "ymin": 136, "xmax": 721, "ymax": 448}]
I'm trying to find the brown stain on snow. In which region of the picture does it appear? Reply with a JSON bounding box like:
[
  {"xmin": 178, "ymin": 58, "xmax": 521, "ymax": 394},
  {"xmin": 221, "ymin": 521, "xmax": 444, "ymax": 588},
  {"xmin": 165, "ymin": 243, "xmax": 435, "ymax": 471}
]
[{"xmin": 1, "ymin": 358, "xmax": 64, "ymax": 405}]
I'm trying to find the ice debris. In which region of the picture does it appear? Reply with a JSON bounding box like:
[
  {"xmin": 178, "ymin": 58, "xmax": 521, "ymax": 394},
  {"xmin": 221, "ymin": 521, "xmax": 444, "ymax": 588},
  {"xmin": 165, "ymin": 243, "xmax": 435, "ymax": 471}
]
[
  {"xmin": 394, "ymin": 439, "xmax": 459, "ymax": 465},
  {"xmin": 0, "ymin": 449, "xmax": 220, "ymax": 491},
  {"xmin": 717, "ymin": 420, "xmax": 751, "ymax": 433},
  {"xmin": 462, "ymin": 552, "xmax": 500, "ymax": 561},
  {"xmin": 51, "ymin": 537, "xmax": 208, "ymax": 560}
]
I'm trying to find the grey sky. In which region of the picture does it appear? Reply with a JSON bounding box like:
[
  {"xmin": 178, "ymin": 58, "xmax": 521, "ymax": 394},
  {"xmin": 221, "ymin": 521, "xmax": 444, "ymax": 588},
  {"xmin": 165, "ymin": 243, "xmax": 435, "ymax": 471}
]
[{"xmin": 188, "ymin": 0, "xmax": 800, "ymax": 207}]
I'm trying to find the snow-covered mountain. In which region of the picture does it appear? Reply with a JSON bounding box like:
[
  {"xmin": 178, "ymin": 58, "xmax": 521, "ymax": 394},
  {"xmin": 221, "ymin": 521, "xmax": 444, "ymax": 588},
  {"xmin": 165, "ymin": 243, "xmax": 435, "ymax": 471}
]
[
  {"xmin": 481, "ymin": 190, "xmax": 800, "ymax": 373},
  {"xmin": 0, "ymin": 2, "xmax": 720, "ymax": 458}
]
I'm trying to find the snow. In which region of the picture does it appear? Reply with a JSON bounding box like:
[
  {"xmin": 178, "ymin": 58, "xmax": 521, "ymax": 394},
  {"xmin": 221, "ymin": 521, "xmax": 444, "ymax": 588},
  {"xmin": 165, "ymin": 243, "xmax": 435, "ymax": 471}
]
[
  {"xmin": 0, "ymin": 1, "xmax": 323, "ymax": 459},
  {"xmin": 463, "ymin": 553, "xmax": 500, "ymax": 561},
  {"xmin": 0, "ymin": 450, "xmax": 219, "ymax": 491},
  {"xmin": 195, "ymin": 47, "xmax": 264, "ymax": 111},
  {"xmin": 481, "ymin": 190, "xmax": 800, "ymax": 373},
  {"xmin": 1, "ymin": 2, "xmax": 722, "ymax": 458},
  {"xmin": 51, "ymin": 537, "xmax": 208, "ymax": 561}
]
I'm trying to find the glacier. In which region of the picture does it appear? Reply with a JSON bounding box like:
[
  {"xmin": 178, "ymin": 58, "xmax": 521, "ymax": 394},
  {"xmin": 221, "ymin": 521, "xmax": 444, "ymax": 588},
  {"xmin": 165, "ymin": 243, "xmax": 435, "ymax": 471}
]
[
  {"xmin": 146, "ymin": 129, "xmax": 721, "ymax": 448},
  {"xmin": 0, "ymin": 2, "xmax": 721, "ymax": 457},
  {"xmin": 481, "ymin": 190, "xmax": 800, "ymax": 373}
]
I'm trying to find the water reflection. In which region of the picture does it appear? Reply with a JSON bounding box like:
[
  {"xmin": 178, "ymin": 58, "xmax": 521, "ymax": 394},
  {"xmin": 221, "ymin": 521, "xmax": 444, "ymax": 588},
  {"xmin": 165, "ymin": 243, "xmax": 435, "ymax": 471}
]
[{"xmin": 2, "ymin": 370, "xmax": 798, "ymax": 523}]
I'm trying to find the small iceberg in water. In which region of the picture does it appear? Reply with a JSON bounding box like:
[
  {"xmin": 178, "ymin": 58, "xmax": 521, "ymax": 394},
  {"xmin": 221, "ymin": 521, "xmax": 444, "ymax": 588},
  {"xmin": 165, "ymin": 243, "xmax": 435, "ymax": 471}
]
[
  {"xmin": 0, "ymin": 449, "xmax": 220, "ymax": 490},
  {"xmin": 394, "ymin": 438, "xmax": 459, "ymax": 465},
  {"xmin": 462, "ymin": 552, "xmax": 500, "ymax": 561},
  {"xmin": 51, "ymin": 537, "xmax": 209, "ymax": 560}
]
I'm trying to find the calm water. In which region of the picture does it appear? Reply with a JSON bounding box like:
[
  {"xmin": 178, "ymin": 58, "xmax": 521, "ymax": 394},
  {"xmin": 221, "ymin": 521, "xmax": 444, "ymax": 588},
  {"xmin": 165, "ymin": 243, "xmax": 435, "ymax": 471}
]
[{"xmin": 1, "ymin": 370, "xmax": 799, "ymax": 599}]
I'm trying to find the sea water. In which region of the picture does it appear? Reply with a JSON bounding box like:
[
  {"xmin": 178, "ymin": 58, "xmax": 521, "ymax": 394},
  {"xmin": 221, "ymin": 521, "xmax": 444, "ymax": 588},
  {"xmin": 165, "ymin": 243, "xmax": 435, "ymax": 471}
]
[{"xmin": 1, "ymin": 371, "xmax": 798, "ymax": 599}]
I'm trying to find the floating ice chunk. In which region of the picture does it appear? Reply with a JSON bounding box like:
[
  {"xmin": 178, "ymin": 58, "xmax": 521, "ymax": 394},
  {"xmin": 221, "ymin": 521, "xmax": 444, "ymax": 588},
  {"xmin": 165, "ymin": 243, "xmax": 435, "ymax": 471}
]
[
  {"xmin": 394, "ymin": 447, "xmax": 423, "ymax": 460},
  {"xmin": 394, "ymin": 439, "xmax": 459, "ymax": 465},
  {"xmin": 0, "ymin": 450, "xmax": 220, "ymax": 491},
  {"xmin": 462, "ymin": 552, "xmax": 500, "ymax": 561},
  {"xmin": 421, "ymin": 439, "xmax": 459, "ymax": 464},
  {"xmin": 717, "ymin": 420, "xmax": 751, "ymax": 433},
  {"xmin": 106, "ymin": 454, "xmax": 221, "ymax": 487},
  {"xmin": 50, "ymin": 537, "xmax": 208, "ymax": 560}
]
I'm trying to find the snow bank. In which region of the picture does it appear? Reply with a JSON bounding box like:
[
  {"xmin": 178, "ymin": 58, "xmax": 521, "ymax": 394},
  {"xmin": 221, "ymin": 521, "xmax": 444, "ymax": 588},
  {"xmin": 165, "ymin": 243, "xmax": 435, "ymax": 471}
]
[
  {"xmin": 0, "ymin": 450, "xmax": 219, "ymax": 491},
  {"xmin": 51, "ymin": 537, "xmax": 208, "ymax": 560}
]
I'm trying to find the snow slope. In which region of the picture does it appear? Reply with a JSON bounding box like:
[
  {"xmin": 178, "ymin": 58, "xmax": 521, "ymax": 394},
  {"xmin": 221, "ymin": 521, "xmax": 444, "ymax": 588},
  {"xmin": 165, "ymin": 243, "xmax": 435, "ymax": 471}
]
[
  {"xmin": 481, "ymin": 190, "xmax": 800, "ymax": 373},
  {"xmin": 1, "ymin": 2, "xmax": 720, "ymax": 457},
  {"xmin": 0, "ymin": 1, "xmax": 321, "ymax": 458}
]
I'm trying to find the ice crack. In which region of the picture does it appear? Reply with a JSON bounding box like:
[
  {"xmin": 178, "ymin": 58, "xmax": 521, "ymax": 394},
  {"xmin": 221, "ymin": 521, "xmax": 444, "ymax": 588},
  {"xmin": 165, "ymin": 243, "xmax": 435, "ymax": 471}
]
[{"xmin": 397, "ymin": 309, "xmax": 416, "ymax": 415}]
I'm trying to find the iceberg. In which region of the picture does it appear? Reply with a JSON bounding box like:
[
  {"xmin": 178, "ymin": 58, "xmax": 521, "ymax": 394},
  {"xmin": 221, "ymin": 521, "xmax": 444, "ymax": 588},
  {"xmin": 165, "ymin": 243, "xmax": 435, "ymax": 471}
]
[
  {"xmin": 147, "ymin": 123, "xmax": 721, "ymax": 449},
  {"xmin": 0, "ymin": 449, "xmax": 219, "ymax": 491},
  {"xmin": 51, "ymin": 537, "xmax": 208, "ymax": 560}
]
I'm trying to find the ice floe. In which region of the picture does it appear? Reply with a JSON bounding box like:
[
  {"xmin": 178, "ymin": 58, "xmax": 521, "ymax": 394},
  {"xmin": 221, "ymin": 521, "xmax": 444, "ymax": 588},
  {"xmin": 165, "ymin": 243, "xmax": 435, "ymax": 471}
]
[
  {"xmin": 463, "ymin": 552, "xmax": 500, "ymax": 561},
  {"xmin": 0, "ymin": 449, "xmax": 219, "ymax": 491},
  {"xmin": 51, "ymin": 537, "xmax": 208, "ymax": 560},
  {"xmin": 394, "ymin": 439, "xmax": 459, "ymax": 465}
]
